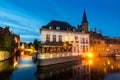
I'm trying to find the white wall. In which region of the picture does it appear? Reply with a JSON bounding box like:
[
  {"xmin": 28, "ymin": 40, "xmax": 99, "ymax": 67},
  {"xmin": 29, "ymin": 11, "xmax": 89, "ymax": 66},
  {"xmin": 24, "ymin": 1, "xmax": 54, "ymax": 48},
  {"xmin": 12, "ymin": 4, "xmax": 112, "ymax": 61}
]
[{"xmin": 40, "ymin": 29, "xmax": 89, "ymax": 55}]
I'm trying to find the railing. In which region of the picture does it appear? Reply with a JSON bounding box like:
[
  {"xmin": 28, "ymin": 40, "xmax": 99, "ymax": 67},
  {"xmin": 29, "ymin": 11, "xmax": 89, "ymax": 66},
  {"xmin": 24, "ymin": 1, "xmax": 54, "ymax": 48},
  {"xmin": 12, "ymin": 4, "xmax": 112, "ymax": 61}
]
[{"xmin": 37, "ymin": 52, "xmax": 72, "ymax": 59}]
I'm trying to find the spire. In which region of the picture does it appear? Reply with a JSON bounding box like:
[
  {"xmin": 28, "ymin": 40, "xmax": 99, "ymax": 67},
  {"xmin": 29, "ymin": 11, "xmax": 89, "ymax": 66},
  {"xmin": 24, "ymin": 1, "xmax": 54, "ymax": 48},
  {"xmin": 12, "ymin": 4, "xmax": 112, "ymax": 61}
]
[{"xmin": 82, "ymin": 10, "xmax": 88, "ymax": 23}]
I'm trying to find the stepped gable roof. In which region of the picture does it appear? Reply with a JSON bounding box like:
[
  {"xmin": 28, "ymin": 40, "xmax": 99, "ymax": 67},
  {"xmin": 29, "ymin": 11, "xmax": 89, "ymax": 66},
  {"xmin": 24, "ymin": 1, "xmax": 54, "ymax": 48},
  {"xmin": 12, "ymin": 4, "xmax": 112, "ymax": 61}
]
[{"xmin": 42, "ymin": 20, "xmax": 75, "ymax": 31}]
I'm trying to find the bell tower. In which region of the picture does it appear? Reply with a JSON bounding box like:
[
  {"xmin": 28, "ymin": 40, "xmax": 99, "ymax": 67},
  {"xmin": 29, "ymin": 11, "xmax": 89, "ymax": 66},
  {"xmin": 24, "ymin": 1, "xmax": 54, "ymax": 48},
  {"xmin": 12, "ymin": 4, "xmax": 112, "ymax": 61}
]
[{"xmin": 81, "ymin": 10, "xmax": 89, "ymax": 32}]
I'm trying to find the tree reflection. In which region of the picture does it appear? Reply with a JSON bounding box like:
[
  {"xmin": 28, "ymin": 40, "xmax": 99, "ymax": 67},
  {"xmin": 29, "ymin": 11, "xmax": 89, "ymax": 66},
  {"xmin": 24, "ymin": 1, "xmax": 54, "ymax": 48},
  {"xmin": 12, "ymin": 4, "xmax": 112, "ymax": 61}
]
[{"xmin": 0, "ymin": 53, "xmax": 20, "ymax": 80}]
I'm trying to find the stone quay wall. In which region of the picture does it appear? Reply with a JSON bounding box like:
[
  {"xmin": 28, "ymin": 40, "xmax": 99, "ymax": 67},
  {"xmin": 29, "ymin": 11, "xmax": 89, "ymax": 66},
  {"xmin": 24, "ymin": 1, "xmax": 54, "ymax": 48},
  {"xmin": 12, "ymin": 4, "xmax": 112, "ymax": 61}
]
[{"xmin": 0, "ymin": 51, "xmax": 11, "ymax": 61}]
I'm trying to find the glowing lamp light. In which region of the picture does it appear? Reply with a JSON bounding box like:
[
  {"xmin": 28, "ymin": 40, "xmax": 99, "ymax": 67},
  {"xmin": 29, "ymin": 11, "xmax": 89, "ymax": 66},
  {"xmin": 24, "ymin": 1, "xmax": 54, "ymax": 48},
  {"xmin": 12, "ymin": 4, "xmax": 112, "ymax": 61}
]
[
  {"xmin": 88, "ymin": 60, "xmax": 93, "ymax": 65},
  {"xmin": 88, "ymin": 52, "xmax": 93, "ymax": 58}
]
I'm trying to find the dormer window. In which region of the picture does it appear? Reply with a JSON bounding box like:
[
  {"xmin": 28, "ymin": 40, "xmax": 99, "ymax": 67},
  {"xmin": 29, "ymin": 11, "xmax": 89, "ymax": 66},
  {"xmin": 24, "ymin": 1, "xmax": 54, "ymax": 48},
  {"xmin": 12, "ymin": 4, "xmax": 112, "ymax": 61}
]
[
  {"xmin": 49, "ymin": 26, "xmax": 52, "ymax": 29},
  {"xmin": 56, "ymin": 26, "xmax": 60, "ymax": 30}
]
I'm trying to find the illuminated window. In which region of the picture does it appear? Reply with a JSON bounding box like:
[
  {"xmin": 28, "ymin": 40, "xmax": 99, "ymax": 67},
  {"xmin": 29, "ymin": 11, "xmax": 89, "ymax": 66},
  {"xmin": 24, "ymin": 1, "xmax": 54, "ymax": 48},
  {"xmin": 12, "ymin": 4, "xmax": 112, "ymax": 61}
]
[
  {"xmin": 59, "ymin": 35, "xmax": 62, "ymax": 42},
  {"xmin": 49, "ymin": 26, "xmax": 52, "ymax": 29},
  {"xmin": 53, "ymin": 35, "xmax": 56, "ymax": 42},
  {"xmin": 73, "ymin": 28, "xmax": 75, "ymax": 31},
  {"xmin": 65, "ymin": 36, "xmax": 68, "ymax": 42},
  {"xmin": 56, "ymin": 27, "xmax": 60, "ymax": 30},
  {"xmin": 70, "ymin": 36, "xmax": 74, "ymax": 43},
  {"xmin": 46, "ymin": 34, "xmax": 50, "ymax": 42}
]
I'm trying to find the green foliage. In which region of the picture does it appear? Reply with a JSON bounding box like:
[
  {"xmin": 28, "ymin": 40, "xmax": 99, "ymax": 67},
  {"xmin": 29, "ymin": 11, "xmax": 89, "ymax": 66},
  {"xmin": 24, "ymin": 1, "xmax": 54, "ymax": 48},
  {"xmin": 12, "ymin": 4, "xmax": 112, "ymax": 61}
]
[
  {"xmin": 33, "ymin": 39, "xmax": 39, "ymax": 51},
  {"xmin": 28, "ymin": 42, "xmax": 33, "ymax": 48},
  {"xmin": 0, "ymin": 34, "xmax": 16, "ymax": 52}
]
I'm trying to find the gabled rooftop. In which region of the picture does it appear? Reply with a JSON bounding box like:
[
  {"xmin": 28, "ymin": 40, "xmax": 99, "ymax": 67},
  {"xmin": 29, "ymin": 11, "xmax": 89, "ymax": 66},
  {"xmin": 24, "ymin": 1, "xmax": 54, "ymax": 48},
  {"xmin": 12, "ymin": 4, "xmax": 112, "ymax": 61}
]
[{"xmin": 42, "ymin": 20, "xmax": 76, "ymax": 31}]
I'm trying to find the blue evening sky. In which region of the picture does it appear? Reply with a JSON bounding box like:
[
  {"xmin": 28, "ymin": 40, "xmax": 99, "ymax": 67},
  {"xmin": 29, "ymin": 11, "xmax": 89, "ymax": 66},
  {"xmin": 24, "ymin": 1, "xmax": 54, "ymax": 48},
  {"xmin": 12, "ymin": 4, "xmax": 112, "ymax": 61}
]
[{"xmin": 0, "ymin": 0, "xmax": 120, "ymax": 43}]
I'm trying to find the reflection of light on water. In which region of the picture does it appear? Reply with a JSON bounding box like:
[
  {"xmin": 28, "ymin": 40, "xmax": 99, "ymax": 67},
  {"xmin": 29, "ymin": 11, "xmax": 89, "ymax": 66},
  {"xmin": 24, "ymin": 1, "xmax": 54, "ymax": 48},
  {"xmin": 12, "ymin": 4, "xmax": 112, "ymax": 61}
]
[
  {"xmin": 21, "ymin": 52, "xmax": 24, "ymax": 55},
  {"xmin": 104, "ymin": 68, "xmax": 107, "ymax": 73},
  {"xmin": 89, "ymin": 60, "xmax": 93, "ymax": 65},
  {"xmin": 14, "ymin": 62, "xmax": 18, "ymax": 68},
  {"xmin": 18, "ymin": 64, "xmax": 34, "ymax": 68},
  {"xmin": 107, "ymin": 60, "xmax": 110, "ymax": 65},
  {"xmin": 20, "ymin": 55, "xmax": 32, "ymax": 61},
  {"xmin": 111, "ymin": 65, "xmax": 113, "ymax": 70},
  {"xmin": 88, "ymin": 52, "xmax": 94, "ymax": 58}
]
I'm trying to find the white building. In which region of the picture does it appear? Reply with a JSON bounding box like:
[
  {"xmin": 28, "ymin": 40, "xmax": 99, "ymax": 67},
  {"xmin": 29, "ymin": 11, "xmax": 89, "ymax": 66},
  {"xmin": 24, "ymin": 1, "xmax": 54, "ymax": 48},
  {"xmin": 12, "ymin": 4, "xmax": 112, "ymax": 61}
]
[
  {"xmin": 39, "ymin": 19, "xmax": 89, "ymax": 56},
  {"xmin": 37, "ymin": 11, "xmax": 90, "ymax": 66}
]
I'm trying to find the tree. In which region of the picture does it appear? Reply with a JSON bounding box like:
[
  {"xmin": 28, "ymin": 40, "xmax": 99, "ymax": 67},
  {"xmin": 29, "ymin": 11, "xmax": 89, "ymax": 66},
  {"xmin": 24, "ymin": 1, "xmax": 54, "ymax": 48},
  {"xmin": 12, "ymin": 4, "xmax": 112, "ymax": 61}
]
[
  {"xmin": 33, "ymin": 39, "xmax": 39, "ymax": 51},
  {"xmin": 0, "ymin": 34, "xmax": 16, "ymax": 52}
]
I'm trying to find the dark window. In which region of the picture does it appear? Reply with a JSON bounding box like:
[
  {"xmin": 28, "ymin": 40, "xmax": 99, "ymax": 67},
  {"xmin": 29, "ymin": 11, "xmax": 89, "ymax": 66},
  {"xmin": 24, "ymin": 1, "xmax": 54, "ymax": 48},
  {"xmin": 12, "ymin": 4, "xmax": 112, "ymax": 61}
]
[
  {"xmin": 98, "ymin": 41, "xmax": 100, "ymax": 45},
  {"xmin": 90, "ymin": 41, "xmax": 93, "ymax": 44},
  {"xmin": 59, "ymin": 35, "xmax": 62, "ymax": 42},
  {"xmin": 86, "ymin": 46, "xmax": 88, "ymax": 52},
  {"xmin": 94, "ymin": 41, "xmax": 96, "ymax": 44},
  {"xmin": 53, "ymin": 35, "xmax": 56, "ymax": 42},
  {"xmin": 83, "ymin": 45, "xmax": 85, "ymax": 52},
  {"xmin": 86, "ymin": 38, "xmax": 88, "ymax": 43},
  {"xmin": 82, "ymin": 38, "xmax": 85, "ymax": 43},
  {"xmin": 46, "ymin": 34, "xmax": 50, "ymax": 42}
]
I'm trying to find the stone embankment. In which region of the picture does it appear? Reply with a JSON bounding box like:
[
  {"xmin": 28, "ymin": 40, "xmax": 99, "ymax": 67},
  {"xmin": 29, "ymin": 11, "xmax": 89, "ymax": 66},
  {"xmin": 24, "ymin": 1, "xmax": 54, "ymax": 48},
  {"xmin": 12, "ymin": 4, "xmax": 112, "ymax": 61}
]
[{"xmin": 0, "ymin": 51, "xmax": 11, "ymax": 61}]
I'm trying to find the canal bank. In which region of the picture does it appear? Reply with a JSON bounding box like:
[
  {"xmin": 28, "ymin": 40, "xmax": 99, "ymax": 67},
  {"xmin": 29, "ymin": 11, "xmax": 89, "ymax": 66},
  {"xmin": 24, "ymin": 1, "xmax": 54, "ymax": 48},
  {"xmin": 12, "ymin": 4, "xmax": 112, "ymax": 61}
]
[
  {"xmin": 0, "ymin": 51, "xmax": 13, "ymax": 61},
  {"xmin": 1, "ymin": 52, "xmax": 120, "ymax": 80}
]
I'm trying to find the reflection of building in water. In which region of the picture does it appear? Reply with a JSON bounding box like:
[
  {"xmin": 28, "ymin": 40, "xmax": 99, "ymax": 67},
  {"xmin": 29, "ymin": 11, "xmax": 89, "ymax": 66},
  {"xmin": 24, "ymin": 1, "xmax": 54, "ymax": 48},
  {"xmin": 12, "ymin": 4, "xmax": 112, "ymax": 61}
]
[
  {"xmin": 36, "ymin": 61, "xmax": 91, "ymax": 80},
  {"xmin": 0, "ymin": 52, "xmax": 20, "ymax": 80},
  {"xmin": 0, "ymin": 59, "xmax": 14, "ymax": 80},
  {"xmin": 90, "ymin": 58, "xmax": 120, "ymax": 80}
]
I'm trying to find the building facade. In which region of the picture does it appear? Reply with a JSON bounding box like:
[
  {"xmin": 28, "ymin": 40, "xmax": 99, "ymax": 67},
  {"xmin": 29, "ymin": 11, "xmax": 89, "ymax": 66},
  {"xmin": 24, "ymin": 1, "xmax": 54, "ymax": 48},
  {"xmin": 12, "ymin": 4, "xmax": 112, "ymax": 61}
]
[
  {"xmin": 104, "ymin": 37, "xmax": 120, "ymax": 56},
  {"xmin": 79, "ymin": 10, "xmax": 120, "ymax": 56},
  {"xmin": 39, "ymin": 20, "xmax": 90, "ymax": 56},
  {"xmin": 39, "ymin": 10, "xmax": 120, "ymax": 57}
]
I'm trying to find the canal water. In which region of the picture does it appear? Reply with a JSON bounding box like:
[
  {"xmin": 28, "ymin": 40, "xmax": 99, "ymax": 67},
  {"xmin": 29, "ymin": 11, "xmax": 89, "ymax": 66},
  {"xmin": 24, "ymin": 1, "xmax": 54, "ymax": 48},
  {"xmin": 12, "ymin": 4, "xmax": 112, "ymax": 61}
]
[{"xmin": 0, "ymin": 52, "xmax": 120, "ymax": 80}]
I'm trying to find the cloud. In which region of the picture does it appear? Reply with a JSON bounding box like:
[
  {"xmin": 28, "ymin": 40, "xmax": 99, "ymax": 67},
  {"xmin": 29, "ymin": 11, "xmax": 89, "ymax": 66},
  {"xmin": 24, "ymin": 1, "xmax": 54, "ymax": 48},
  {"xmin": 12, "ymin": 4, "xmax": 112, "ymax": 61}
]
[
  {"xmin": 20, "ymin": 34, "xmax": 40, "ymax": 39},
  {"xmin": 0, "ymin": 1, "xmax": 43, "ymax": 42},
  {"xmin": 20, "ymin": 34, "xmax": 40, "ymax": 43}
]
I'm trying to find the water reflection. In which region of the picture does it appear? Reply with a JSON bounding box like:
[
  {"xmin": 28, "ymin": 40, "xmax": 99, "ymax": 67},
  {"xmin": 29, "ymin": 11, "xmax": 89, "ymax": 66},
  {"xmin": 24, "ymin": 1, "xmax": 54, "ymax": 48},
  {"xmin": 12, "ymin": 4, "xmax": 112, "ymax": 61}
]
[
  {"xmin": 90, "ymin": 58, "xmax": 120, "ymax": 80},
  {"xmin": 1, "ymin": 52, "xmax": 120, "ymax": 80},
  {"xmin": 0, "ymin": 54, "xmax": 19, "ymax": 80},
  {"xmin": 36, "ymin": 58, "xmax": 120, "ymax": 80},
  {"xmin": 36, "ymin": 61, "xmax": 91, "ymax": 80}
]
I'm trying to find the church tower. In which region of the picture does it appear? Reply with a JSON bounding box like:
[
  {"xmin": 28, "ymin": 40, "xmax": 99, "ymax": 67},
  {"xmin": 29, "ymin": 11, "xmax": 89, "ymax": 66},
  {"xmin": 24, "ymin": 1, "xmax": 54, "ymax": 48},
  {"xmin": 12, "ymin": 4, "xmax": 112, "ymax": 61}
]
[{"xmin": 81, "ymin": 10, "xmax": 89, "ymax": 32}]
